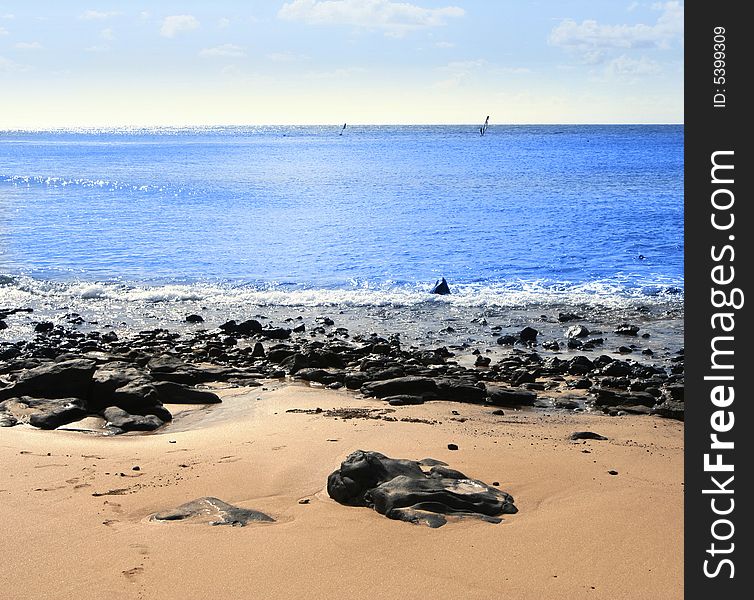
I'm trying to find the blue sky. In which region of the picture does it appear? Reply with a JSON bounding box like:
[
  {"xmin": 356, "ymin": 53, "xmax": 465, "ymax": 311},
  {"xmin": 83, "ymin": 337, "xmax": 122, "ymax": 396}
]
[{"xmin": 0, "ymin": 1, "xmax": 683, "ymax": 127}]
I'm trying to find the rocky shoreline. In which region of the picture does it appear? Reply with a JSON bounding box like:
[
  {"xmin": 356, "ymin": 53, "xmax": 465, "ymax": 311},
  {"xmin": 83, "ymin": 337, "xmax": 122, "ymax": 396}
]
[{"xmin": 0, "ymin": 304, "xmax": 685, "ymax": 432}]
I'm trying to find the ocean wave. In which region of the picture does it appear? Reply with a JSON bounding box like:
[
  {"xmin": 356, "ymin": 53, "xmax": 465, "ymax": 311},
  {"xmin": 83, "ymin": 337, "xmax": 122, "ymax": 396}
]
[{"xmin": 1, "ymin": 275, "xmax": 684, "ymax": 310}]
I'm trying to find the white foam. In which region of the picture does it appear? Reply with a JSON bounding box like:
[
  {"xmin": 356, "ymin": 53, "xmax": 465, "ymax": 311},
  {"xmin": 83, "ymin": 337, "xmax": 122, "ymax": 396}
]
[{"xmin": 1, "ymin": 275, "xmax": 684, "ymax": 311}]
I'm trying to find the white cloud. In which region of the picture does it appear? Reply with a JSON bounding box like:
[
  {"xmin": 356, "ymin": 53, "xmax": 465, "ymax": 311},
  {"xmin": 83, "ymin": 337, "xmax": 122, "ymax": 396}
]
[
  {"xmin": 549, "ymin": 1, "xmax": 683, "ymax": 63},
  {"xmin": 100, "ymin": 28, "xmax": 115, "ymax": 41},
  {"xmin": 606, "ymin": 54, "xmax": 662, "ymax": 76},
  {"xmin": 278, "ymin": 0, "xmax": 464, "ymax": 35},
  {"xmin": 79, "ymin": 10, "xmax": 121, "ymax": 21},
  {"xmin": 199, "ymin": 44, "xmax": 246, "ymax": 58},
  {"xmin": 15, "ymin": 41, "xmax": 43, "ymax": 50},
  {"xmin": 1, "ymin": 14, "xmax": 14, "ymax": 20},
  {"xmin": 0, "ymin": 55, "xmax": 27, "ymax": 72},
  {"xmin": 160, "ymin": 15, "xmax": 200, "ymax": 38},
  {"xmin": 218, "ymin": 17, "xmax": 231, "ymax": 28},
  {"xmin": 434, "ymin": 41, "xmax": 455, "ymax": 48},
  {"xmin": 220, "ymin": 65, "xmax": 242, "ymax": 76},
  {"xmin": 434, "ymin": 59, "xmax": 485, "ymax": 88},
  {"xmin": 0, "ymin": 26, "xmax": 7, "ymax": 36},
  {"xmin": 84, "ymin": 45, "xmax": 110, "ymax": 53}
]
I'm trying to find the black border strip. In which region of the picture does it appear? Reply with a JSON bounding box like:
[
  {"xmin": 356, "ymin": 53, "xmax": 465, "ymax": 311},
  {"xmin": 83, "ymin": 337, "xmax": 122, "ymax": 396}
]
[{"xmin": 685, "ymin": 2, "xmax": 751, "ymax": 598}]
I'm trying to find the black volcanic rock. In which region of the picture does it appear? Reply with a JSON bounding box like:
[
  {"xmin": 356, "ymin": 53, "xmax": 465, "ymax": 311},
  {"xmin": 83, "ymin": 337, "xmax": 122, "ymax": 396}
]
[
  {"xmin": 651, "ymin": 400, "xmax": 684, "ymax": 421},
  {"xmin": 430, "ymin": 277, "xmax": 451, "ymax": 295},
  {"xmin": 474, "ymin": 355, "xmax": 491, "ymax": 367},
  {"xmin": 0, "ymin": 359, "xmax": 96, "ymax": 401},
  {"xmin": 152, "ymin": 381, "xmax": 221, "ymax": 404},
  {"xmin": 569, "ymin": 431, "xmax": 608, "ymax": 441},
  {"xmin": 361, "ymin": 376, "xmax": 438, "ymax": 399},
  {"xmin": 258, "ymin": 327, "xmax": 292, "ymax": 340},
  {"xmin": 496, "ymin": 334, "xmax": 517, "ymax": 346},
  {"xmin": 327, "ymin": 450, "xmax": 517, "ymax": 527},
  {"xmin": 386, "ymin": 395, "xmax": 426, "ymax": 406},
  {"xmin": 102, "ymin": 406, "xmax": 164, "ymax": 431},
  {"xmin": 519, "ymin": 327, "xmax": 539, "ymax": 344},
  {"xmin": 486, "ymin": 385, "xmax": 537, "ymax": 407},
  {"xmin": 434, "ymin": 379, "xmax": 487, "ymax": 404},
  {"xmin": 593, "ymin": 388, "xmax": 657, "ymax": 408},
  {"xmin": 34, "ymin": 321, "xmax": 54, "ymax": 333},
  {"xmin": 219, "ymin": 319, "xmax": 262, "ymax": 336},
  {"xmin": 3, "ymin": 397, "xmax": 88, "ymax": 429}
]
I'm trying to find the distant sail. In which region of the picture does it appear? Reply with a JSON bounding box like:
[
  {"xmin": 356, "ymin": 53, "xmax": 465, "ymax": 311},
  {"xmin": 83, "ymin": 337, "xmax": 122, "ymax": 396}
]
[
  {"xmin": 340, "ymin": 123, "xmax": 347, "ymax": 136},
  {"xmin": 480, "ymin": 115, "xmax": 490, "ymax": 136}
]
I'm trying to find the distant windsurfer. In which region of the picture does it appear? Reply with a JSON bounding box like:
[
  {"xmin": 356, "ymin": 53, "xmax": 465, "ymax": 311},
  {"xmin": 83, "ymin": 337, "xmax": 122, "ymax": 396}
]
[
  {"xmin": 340, "ymin": 123, "xmax": 347, "ymax": 136},
  {"xmin": 480, "ymin": 116, "xmax": 489, "ymax": 136}
]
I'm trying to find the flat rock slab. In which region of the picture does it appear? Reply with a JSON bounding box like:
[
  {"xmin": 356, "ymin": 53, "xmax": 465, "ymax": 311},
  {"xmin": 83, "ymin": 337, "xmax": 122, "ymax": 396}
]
[
  {"xmin": 327, "ymin": 450, "xmax": 517, "ymax": 528},
  {"xmin": 151, "ymin": 497, "xmax": 275, "ymax": 527},
  {"xmin": 569, "ymin": 431, "xmax": 608, "ymax": 441}
]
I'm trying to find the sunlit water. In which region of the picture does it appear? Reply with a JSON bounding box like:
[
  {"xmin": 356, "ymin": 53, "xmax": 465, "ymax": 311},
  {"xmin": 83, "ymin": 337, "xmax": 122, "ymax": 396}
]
[{"xmin": 1, "ymin": 125, "xmax": 683, "ymax": 342}]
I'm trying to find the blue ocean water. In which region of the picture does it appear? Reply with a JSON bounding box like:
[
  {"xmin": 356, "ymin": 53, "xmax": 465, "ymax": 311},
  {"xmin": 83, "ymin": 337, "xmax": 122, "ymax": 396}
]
[{"xmin": 0, "ymin": 125, "xmax": 682, "ymax": 308}]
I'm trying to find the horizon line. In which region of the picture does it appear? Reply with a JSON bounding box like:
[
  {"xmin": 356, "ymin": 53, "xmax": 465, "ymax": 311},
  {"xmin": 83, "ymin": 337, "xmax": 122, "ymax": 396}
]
[{"xmin": 1, "ymin": 122, "xmax": 685, "ymax": 132}]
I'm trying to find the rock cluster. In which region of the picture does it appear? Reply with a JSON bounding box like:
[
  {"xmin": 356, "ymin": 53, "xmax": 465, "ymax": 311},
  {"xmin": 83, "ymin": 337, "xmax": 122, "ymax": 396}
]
[{"xmin": 1, "ymin": 311, "xmax": 685, "ymax": 430}]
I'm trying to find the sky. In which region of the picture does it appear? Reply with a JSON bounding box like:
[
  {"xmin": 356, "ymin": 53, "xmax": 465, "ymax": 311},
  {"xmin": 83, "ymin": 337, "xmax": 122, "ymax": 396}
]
[{"xmin": 0, "ymin": 1, "xmax": 684, "ymax": 127}]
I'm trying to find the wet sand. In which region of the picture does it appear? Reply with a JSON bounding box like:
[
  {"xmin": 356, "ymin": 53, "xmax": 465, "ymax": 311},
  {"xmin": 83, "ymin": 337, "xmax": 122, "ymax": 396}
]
[{"xmin": 0, "ymin": 383, "xmax": 683, "ymax": 600}]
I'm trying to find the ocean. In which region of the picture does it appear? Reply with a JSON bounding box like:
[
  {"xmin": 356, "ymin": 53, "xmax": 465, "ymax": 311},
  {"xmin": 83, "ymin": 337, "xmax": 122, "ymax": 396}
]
[{"xmin": 1, "ymin": 125, "xmax": 683, "ymax": 343}]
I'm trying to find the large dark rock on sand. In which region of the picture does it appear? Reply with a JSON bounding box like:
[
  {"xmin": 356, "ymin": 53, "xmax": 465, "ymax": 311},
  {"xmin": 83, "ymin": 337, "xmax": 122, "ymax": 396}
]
[
  {"xmin": 151, "ymin": 381, "xmax": 221, "ymax": 405},
  {"xmin": 592, "ymin": 388, "xmax": 657, "ymax": 408},
  {"xmin": 327, "ymin": 450, "xmax": 517, "ymax": 528},
  {"xmin": 90, "ymin": 362, "xmax": 149, "ymax": 403},
  {"xmin": 433, "ymin": 379, "xmax": 487, "ymax": 404},
  {"xmin": 385, "ymin": 395, "xmax": 426, "ymax": 406},
  {"xmin": 108, "ymin": 381, "xmax": 172, "ymax": 422},
  {"xmin": 569, "ymin": 431, "xmax": 608, "ymax": 441},
  {"xmin": 0, "ymin": 359, "xmax": 96, "ymax": 401},
  {"xmin": 651, "ymin": 400, "xmax": 684, "ymax": 421},
  {"xmin": 101, "ymin": 406, "xmax": 165, "ymax": 431},
  {"xmin": 0, "ymin": 396, "xmax": 87, "ymax": 429},
  {"xmin": 295, "ymin": 368, "xmax": 346, "ymax": 386},
  {"xmin": 151, "ymin": 497, "xmax": 274, "ymax": 526},
  {"xmin": 361, "ymin": 376, "xmax": 438, "ymax": 399},
  {"xmin": 430, "ymin": 277, "xmax": 451, "ymax": 295},
  {"xmin": 486, "ymin": 385, "xmax": 537, "ymax": 407}
]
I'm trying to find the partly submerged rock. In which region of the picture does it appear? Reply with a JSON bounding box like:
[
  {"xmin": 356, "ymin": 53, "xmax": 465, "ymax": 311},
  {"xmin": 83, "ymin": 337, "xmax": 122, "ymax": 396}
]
[
  {"xmin": 151, "ymin": 497, "xmax": 275, "ymax": 526},
  {"xmin": 430, "ymin": 277, "xmax": 451, "ymax": 295},
  {"xmin": 327, "ymin": 450, "xmax": 517, "ymax": 528}
]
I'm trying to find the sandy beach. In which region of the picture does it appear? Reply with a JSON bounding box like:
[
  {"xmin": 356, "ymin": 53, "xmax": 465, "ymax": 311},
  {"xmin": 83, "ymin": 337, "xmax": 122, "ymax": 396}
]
[{"xmin": 0, "ymin": 382, "xmax": 683, "ymax": 600}]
